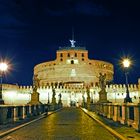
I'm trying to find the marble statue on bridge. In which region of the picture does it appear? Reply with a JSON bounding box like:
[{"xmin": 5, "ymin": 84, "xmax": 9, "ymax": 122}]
[
  {"xmin": 29, "ymin": 74, "xmax": 41, "ymax": 105},
  {"xmin": 98, "ymin": 73, "xmax": 108, "ymax": 103},
  {"xmin": 33, "ymin": 74, "xmax": 40, "ymax": 92},
  {"xmin": 99, "ymin": 73, "xmax": 106, "ymax": 90}
]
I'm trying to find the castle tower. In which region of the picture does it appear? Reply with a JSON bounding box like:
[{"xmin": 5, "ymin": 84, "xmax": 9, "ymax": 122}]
[{"xmin": 34, "ymin": 40, "xmax": 114, "ymax": 87}]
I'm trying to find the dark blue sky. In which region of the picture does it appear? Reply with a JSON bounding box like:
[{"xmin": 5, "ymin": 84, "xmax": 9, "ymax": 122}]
[{"xmin": 1, "ymin": 0, "xmax": 140, "ymax": 85}]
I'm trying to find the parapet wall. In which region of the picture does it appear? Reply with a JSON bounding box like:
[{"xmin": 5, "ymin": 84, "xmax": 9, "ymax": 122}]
[
  {"xmin": 16, "ymin": 84, "xmax": 139, "ymax": 91},
  {"xmin": 2, "ymin": 82, "xmax": 140, "ymax": 106}
]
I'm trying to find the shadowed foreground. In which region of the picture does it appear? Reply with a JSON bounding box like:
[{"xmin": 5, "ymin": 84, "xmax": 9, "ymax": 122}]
[{"xmin": 2, "ymin": 108, "xmax": 117, "ymax": 140}]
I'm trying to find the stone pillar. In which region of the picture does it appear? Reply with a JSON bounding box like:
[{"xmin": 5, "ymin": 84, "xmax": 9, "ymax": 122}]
[
  {"xmin": 22, "ymin": 106, "xmax": 26, "ymax": 119},
  {"xmin": 101, "ymin": 104, "xmax": 104, "ymax": 115},
  {"xmin": 120, "ymin": 103, "xmax": 127, "ymax": 124},
  {"xmin": 14, "ymin": 106, "xmax": 19, "ymax": 121},
  {"xmin": 31, "ymin": 105, "xmax": 36, "ymax": 116},
  {"xmin": 127, "ymin": 104, "xmax": 135, "ymax": 126},
  {"xmin": 98, "ymin": 89, "xmax": 108, "ymax": 103},
  {"xmin": 94, "ymin": 103, "xmax": 97, "ymax": 112},
  {"xmin": 29, "ymin": 91, "xmax": 41, "ymax": 105},
  {"xmin": 103, "ymin": 103, "xmax": 108, "ymax": 117},
  {"xmin": 97, "ymin": 103, "xmax": 103, "ymax": 115},
  {"xmin": 133, "ymin": 104, "xmax": 140, "ymax": 132},
  {"xmin": 28, "ymin": 105, "xmax": 32, "ymax": 117},
  {"xmin": 107, "ymin": 103, "xmax": 113, "ymax": 119},
  {"xmin": 40, "ymin": 104, "xmax": 45, "ymax": 113},
  {"xmin": 98, "ymin": 104, "xmax": 102, "ymax": 114},
  {"xmin": 117, "ymin": 105, "xmax": 122, "ymax": 122},
  {"xmin": 18, "ymin": 106, "xmax": 23, "ymax": 120},
  {"xmin": 7, "ymin": 106, "xmax": 14, "ymax": 123},
  {"xmin": 0, "ymin": 106, "xmax": 8, "ymax": 124},
  {"xmin": 36, "ymin": 105, "xmax": 40, "ymax": 115},
  {"xmin": 113, "ymin": 104, "xmax": 119, "ymax": 122}
]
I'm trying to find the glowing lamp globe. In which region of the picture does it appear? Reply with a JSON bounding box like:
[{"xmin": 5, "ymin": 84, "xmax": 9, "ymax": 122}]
[
  {"xmin": 122, "ymin": 59, "xmax": 131, "ymax": 68},
  {"xmin": 0, "ymin": 63, "xmax": 8, "ymax": 71}
]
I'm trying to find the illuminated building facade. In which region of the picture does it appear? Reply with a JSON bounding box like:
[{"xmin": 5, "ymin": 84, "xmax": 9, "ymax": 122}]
[
  {"xmin": 2, "ymin": 40, "xmax": 140, "ymax": 106},
  {"xmin": 34, "ymin": 40, "xmax": 114, "ymax": 86}
]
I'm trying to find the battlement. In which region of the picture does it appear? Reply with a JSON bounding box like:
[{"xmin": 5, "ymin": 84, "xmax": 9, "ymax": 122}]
[
  {"xmin": 106, "ymin": 84, "xmax": 138, "ymax": 89},
  {"xmin": 17, "ymin": 83, "xmax": 139, "ymax": 91},
  {"xmin": 2, "ymin": 84, "xmax": 19, "ymax": 90},
  {"xmin": 2, "ymin": 82, "xmax": 140, "ymax": 106}
]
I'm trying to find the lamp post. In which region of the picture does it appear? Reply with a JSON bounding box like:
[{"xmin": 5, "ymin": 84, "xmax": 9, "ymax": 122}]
[
  {"xmin": 0, "ymin": 62, "xmax": 8, "ymax": 104},
  {"xmin": 122, "ymin": 59, "xmax": 132, "ymax": 103}
]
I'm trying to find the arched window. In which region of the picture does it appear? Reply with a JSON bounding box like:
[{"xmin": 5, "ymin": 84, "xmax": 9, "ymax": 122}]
[
  {"xmin": 68, "ymin": 53, "xmax": 70, "ymax": 57},
  {"xmin": 71, "ymin": 60, "xmax": 74, "ymax": 64},
  {"xmin": 75, "ymin": 53, "xmax": 77, "ymax": 57},
  {"xmin": 82, "ymin": 53, "xmax": 84, "ymax": 57},
  {"xmin": 60, "ymin": 53, "xmax": 63, "ymax": 57}
]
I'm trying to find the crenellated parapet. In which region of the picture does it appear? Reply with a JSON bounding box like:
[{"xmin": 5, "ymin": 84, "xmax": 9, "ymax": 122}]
[
  {"xmin": 2, "ymin": 84, "xmax": 19, "ymax": 91},
  {"xmin": 1, "ymin": 81, "xmax": 140, "ymax": 106},
  {"xmin": 15, "ymin": 83, "xmax": 140, "ymax": 95},
  {"xmin": 106, "ymin": 84, "xmax": 138, "ymax": 92},
  {"xmin": 19, "ymin": 85, "xmax": 33, "ymax": 90}
]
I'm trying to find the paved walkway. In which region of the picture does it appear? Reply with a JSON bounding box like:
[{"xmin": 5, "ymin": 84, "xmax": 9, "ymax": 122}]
[
  {"xmin": 82, "ymin": 109, "xmax": 140, "ymax": 140},
  {"xmin": 1, "ymin": 108, "xmax": 117, "ymax": 140}
]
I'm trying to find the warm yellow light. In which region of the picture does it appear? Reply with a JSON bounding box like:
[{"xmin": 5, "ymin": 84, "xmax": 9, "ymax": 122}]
[
  {"xmin": 122, "ymin": 59, "xmax": 131, "ymax": 68},
  {"xmin": 0, "ymin": 62, "xmax": 8, "ymax": 71}
]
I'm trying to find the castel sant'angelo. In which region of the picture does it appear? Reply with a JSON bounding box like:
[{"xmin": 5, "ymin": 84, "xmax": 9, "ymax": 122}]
[
  {"xmin": 34, "ymin": 40, "xmax": 113, "ymax": 88},
  {"xmin": 2, "ymin": 40, "xmax": 140, "ymax": 106}
]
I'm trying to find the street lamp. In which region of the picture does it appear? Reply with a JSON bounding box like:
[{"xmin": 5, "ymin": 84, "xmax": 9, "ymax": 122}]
[
  {"xmin": 122, "ymin": 58, "xmax": 132, "ymax": 103},
  {"xmin": 0, "ymin": 62, "xmax": 8, "ymax": 104}
]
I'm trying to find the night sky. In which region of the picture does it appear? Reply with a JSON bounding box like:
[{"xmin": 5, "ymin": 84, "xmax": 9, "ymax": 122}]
[{"xmin": 1, "ymin": 0, "xmax": 140, "ymax": 86}]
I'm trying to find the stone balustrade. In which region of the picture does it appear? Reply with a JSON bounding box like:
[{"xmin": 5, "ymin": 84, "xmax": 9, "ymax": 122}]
[
  {"xmin": 0, "ymin": 104, "xmax": 48, "ymax": 124},
  {"xmin": 90, "ymin": 103, "xmax": 140, "ymax": 132}
]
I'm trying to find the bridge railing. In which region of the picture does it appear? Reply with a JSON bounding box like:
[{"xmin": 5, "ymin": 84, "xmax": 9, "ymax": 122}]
[
  {"xmin": 0, "ymin": 104, "xmax": 48, "ymax": 124},
  {"xmin": 90, "ymin": 103, "xmax": 140, "ymax": 132}
]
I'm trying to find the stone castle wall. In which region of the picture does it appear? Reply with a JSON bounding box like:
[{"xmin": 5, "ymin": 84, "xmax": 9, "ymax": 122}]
[
  {"xmin": 2, "ymin": 46, "xmax": 139, "ymax": 106},
  {"xmin": 2, "ymin": 82, "xmax": 140, "ymax": 106},
  {"xmin": 34, "ymin": 48, "xmax": 114, "ymax": 86}
]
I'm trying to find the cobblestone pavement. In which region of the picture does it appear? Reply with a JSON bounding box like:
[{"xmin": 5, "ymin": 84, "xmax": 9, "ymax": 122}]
[
  {"xmin": 89, "ymin": 111, "xmax": 140, "ymax": 140},
  {"xmin": 1, "ymin": 108, "xmax": 117, "ymax": 140}
]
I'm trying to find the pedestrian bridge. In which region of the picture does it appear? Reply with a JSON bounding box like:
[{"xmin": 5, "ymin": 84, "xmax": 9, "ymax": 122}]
[
  {"xmin": 0, "ymin": 104, "xmax": 140, "ymax": 140},
  {"xmin": 0, "ymin": 108, "xmax": 119, "ymax": 140}
]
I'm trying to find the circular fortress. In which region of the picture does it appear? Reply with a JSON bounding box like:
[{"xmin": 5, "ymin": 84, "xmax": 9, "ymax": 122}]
[{"xmin": 34, "ymin": 40, "xmax": 114, "ymax": 87}]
